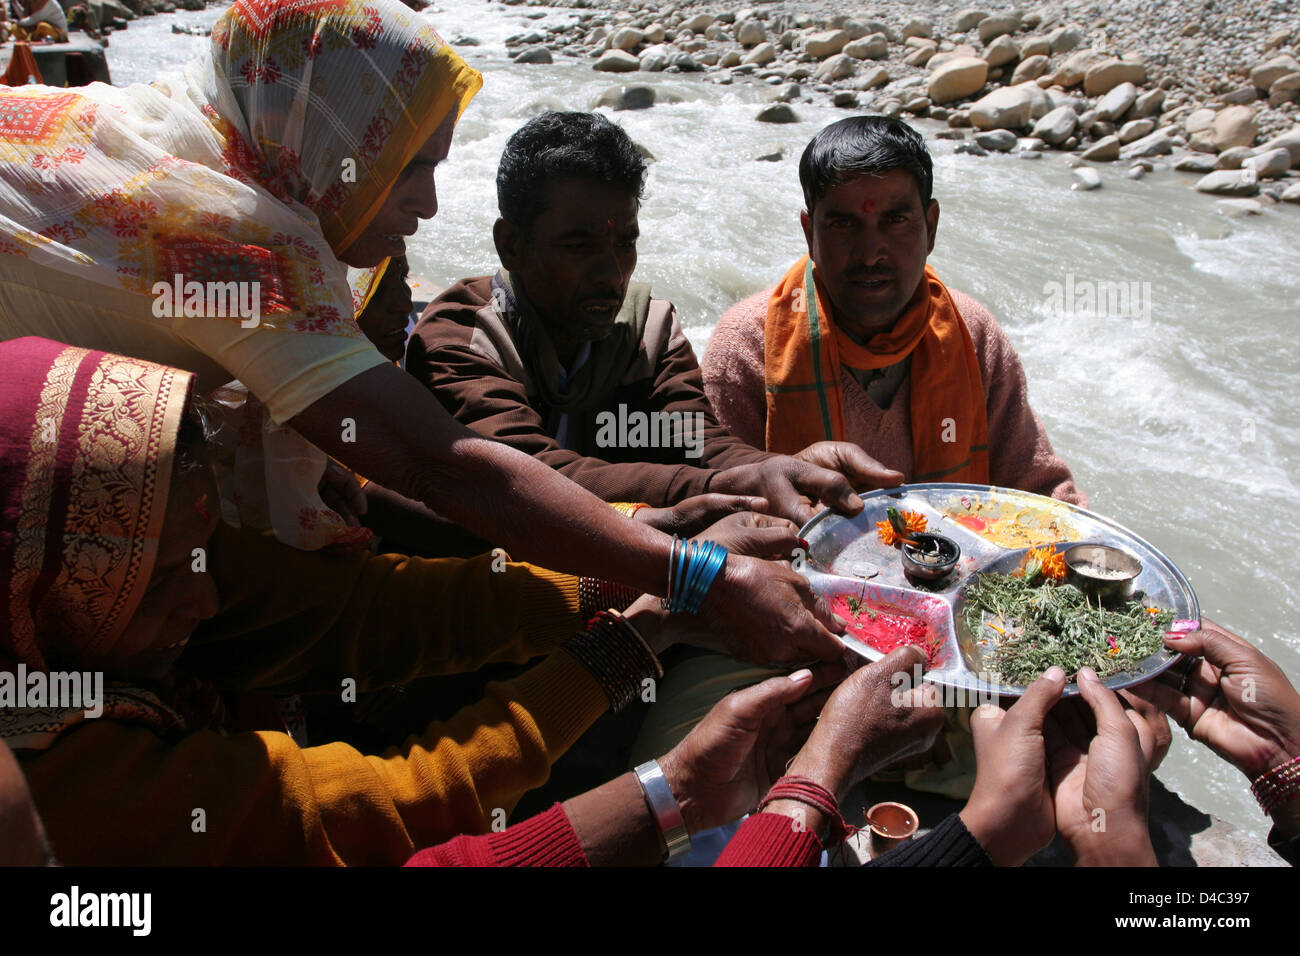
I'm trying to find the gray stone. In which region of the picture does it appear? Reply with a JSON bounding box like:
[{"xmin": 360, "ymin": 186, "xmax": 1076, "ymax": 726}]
[
  {"xmin": 593, "ymin": 84, "xmax": 656, "ymax": 110},
  {"xmin": 756, "ymin": 103, "xmax": 799, "ymax": 123},
  {"xmin": 1011, "ymin": 54, "xmax": 1049, "ymax": 84},
  {"xmin": 1085, "ymin": 59, "xmax": 1146, "ymax": 96},
  {"xmin": 977, "ymin": 14, "xmax": 1019, "ymax": 44},
  {"xmin": 984, "ymin": 34, "xmax": 1019, "ymax": 68},
  {"xmin": 1243, "ymin": 147, "xmax": 1292, "ymax": 178},
  {"xmin": 1250, "ymin": 54, "xmax": 1300, "ymax": 91},
  {"xmin": 753, "ymin": 146, "xmax": 785, "ymax": 162},
  {"xmin": 1209, "ymin": 106, "xmax": 1259, "ymax": 152},
  {"xmin": 903, "ymin": 46, "xmax": 936, "ymax": 67},
  {"xmin": 955, "ymin": 8, "xmax": 990, "ymax": 32},
  {"xmin": 1020, "ymin": 36, "xmax": 1051, "ymax": 59},
  {"xmin": 1281, "ymin": 181, "xmax": 1300, "ymax": 203},
  {"xmin": 902, "ymin": 17, "xmax": 932, "ymax": 40},
  {"xmin": 1184, "ymin": 108, "xmax": 1217, "ymax": 135},
  {"xmin": 737, "ymin": 19, "xmax": 766, "ymax": 47},
  {"xmin": 816, "ymin": 54, "xmax": 857, "ymax": 81},
  {"xmin": 682, "ymin": 13, "xmax": 713, "ymax": 33},
  {"xmin": 1257, "ymin": 127, "xmax": 1300, "ymax": 167},
  {"xmin": 843, "ymin": 33, "xmax": 888, "ymax": 59},
  {"xmin": 1096, "ymin": 82, "xmax": 1139, "ymax": 122},
  {"xmin": 668, "ymin": 52, "xmax": 703, "ymax": 72},
  {"xmin": 1072, "ymin": 167, "xmax": 1102, "ymax": 190},
  {"xmin": 1195, "ymin": 170, "xmax": 1260, "ymax": 196},
  {"xmin": 1019, "ymin": 149, "xmax": 1043, "ymax": 159},
  {"xmin": 975, "ymin": 128, "xmax": 1017, "ymax": 151},
  {"xmin": 1216, "ymin": 146, "xmax": 1255, "ymax": 169},
  {"xmin": 514, "ymin": 46, "xmax": 553, "ymax": 65},
  {"xmin": 1126, "ymin": 164, "xmax": 1146, "ymax": 180},
  {"xmin": 1130, "ymin": 89, "xmax": 1165, "ymax": 119},
  {"xmin": 742, "ymin": 41, "xmax": 777, "ymax": 66},
  {"xmin": 955, "ymin": 141, "xmax": 989, "ymax": 156},
  {"xmin": 1048, "ymin": 24, "xmax": 1083, "ymax": 53},
  {"xmin": 594, "ymin": 50, "xmax": 640, "ymax": 72},
  {"xmin": 643, "ymin": 22, "xmax": 666, "ymax": 45},
  {"xmin": 1119, "ymin": 118, "xmax": 1156, "ymax": 143},
  {"xmin": 803, "ymin": 30, "xmax": 850, "ymax": 59},
  {"xmin": 1215, "ymin": 198, "xmax": 1263, "ymax": 216},
  {"xmin": 969, "ymin": 82, "xmax": 1050, "ymax": 130},
  {"xmin": 1054, "ymin": 49, "xmax": 1110, "ymax": 89},
  {"xmin": 1032, "ymin": 105, "xmax": 1078, "ymax": 145},
  {"xmin": 1120, "ymin": 129, "xmax": 1174, "ymax": 159},
  {"xmin": 610, "ymin": 27, "xmax": 644, "ymax": 51},
  {"xmin": 1174, "ymin": 153, "xmax": 1218, "ymax": 173},
  {"xmin": 638, "ymin": 45, "xmax": 669, "ymax": 72},
  {"xmin": 856, "ymin": 66, "xmax": 890, "ymax": 90},
  {"xmin": 833, "ymin": 90, "xmax": 859, "ymax": 108},
  {"xmin": 935, "ymin": 128, "xmax": 965, "ymax": 140},
  {"xmin": 928, "ymin": 56, "xmax": 988, "ymax": 104}
]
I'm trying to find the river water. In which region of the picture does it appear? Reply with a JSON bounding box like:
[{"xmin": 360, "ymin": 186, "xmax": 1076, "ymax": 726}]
[{"xmin": 106, "ymin": 0, "xmax": 1300, "ymax": 839}]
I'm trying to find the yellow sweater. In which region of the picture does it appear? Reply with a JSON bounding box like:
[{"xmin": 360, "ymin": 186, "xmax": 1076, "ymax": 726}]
[{"xmin": 21, "ymin": 526, "xmax": 607, "ymax": 866}]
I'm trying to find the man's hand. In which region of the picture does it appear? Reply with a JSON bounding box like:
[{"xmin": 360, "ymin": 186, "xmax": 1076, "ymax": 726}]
[
  {"xmin": 692, "ymin": 510, "xmax": 800, "ymax": 560},
  {"xmin": 711, "ymin": 445, "xmax": 902, "ymax": 525},
  {"xmin": 319, "ymin": 459, "xmax": 368, "ymax": 527},
  {"xmin": 634, "ymin": 493, "xmax": 770, "ymax": 539},
  {"xmin": 783, "ymin": 646, "xmax": 946, "ymax": 801},
  {"xmin": 1045, "ymin": 668, "xmax": 1158, "ymax": 866},
  {"xmin": 693, "ymin": 555, "xmax": 846, "ymax": 666},
  {"xmin": 658, "ymin": 666, "xmax": 841, "ymax": 833},
  {"xmin": 959, "ymin": 668, "xmax": 1064, "ymax": 866}
]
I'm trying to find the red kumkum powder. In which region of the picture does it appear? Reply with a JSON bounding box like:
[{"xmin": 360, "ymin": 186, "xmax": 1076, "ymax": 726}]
[{"xmin": 831, "ymin": 594, "xmax": 943, "ymax": 666}]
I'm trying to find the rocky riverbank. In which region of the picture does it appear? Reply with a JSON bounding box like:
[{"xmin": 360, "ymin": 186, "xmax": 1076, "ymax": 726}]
[
  {"xmin": 62, "ymin": 0, "xmax": 209, "ymax": 39},
  {"xmin": 496, "ymin": 0, "xmax": 1300, "ymax": 212}
]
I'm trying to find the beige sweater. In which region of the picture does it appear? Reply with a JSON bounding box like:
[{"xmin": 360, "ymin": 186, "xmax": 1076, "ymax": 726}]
[{"xmin": 701, "ymin": 287, "xmax": 1086, "ymax": 506}]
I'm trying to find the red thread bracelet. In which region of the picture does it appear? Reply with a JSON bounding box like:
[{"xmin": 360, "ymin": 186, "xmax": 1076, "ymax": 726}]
[{"xmin": 757, "ymin": 775, "xmax": 857, "ymax": 847}]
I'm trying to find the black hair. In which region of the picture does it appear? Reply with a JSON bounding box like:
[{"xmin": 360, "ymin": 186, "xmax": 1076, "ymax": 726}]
[
  {"xmin": 174, "ymin": 393, "xmax": 220, "ymax": 476},
  {"xmin": 496, "ymin": 111, "xmax": 647, "ymax": 230},
  {"xmin": 799, "ymin": 116, "xmax": 934, "ymax": 213}
]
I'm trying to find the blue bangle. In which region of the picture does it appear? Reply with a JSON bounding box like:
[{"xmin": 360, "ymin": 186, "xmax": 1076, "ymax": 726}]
[{"xmin": 685, "ymin": 542, "xmax": 728, "ymax": 614}]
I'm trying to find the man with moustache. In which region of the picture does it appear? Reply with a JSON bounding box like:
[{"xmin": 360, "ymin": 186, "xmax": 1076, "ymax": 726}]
[
  {"xmin": 405, "ymin": 111, "xmax": 901, "ymax": 539},
  {"xmin": 702, "ymin": 116, "xmax": 1083, "ymax": 505}
]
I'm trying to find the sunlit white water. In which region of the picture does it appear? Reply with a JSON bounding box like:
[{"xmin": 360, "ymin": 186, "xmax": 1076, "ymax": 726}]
[{"xmin": 108, "ymin": 0, "xmax": 1300, "ymax": 839}]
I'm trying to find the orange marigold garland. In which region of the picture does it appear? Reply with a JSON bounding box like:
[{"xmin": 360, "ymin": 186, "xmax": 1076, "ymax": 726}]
[
  {"xmin": 1023, "ymin": 545, "xmax": 1067, "ymax": 582},
  {"xmin": 876, "ymin": 510, "xmax": 928, "ymax": 546}
]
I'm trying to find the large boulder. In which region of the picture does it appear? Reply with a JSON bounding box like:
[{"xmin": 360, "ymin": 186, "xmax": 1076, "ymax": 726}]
[
  {"xmin": 1250, "ymin": 53, "xmax": 1300, "ymax": 91},
  {"xmin": 1209, "ymin": 106, "xmax": 1259, "ymax": 151},
  {"xmin": 969, "ymin": 82, "xmax": 1049, "ymax": 130},
  {"xmin": 1243, "ymin": 147, "xmax": 1292, "ymax": 178},
  {"xmin": 736, "ymin": 19, "xmax": 766, "ymax": 47},
  {"xmin": 514, "ymin": 46, "xmax": 552, "ymax": 64},
  {"xmin": 1119, "ymin": 129, "xmax": 1174, "ymax": 160},
  {"xmin": 857, "ymin": 66, "xmax": 891, "ymax": 90},
  {"xmin": 928, "ymin": 56, "xmax": 989, "ymax": 103},
  {"xmin": 1080, "ymin": 135, "xmax": 1121, "ymax": 161},
  {"xmin": 610, "ymin": 27, "xmax": 644, "ymax": 51},
  {"xmin": 592, "ymin": 85, "xmax": 657, "ymax": 110},
  {"xmin": 1053, "ymin": 49, "xmax": 1110, "ymax": 88},
  {"xmin": 803, "ymin": 30, "xmax": 850, "ymax": 59},
  {"xmin": 815, "ymin": 53, "xmax": 857, "ymax": 81},
  {"xmin": 1048, "ymin": 24, "xmax": 1083, "ymax": 53},
  {"xmin": 955, "ymin": 8, "xmax": 990, "ymax": 32},
  {"xmin": 983, "ymin": 34, "xmax": 1019, "ymax": 67},
  {"xmin": 1011, "ymin": 53, "xmax": 1049, "ymax": 83},
  {"xmin": 843, "ymin": 33, "xmax": 888, "ymax": 59},
  {"xmin": 1095, "ymin": 82, "xmax": 1138, "ymax": 121},
  {"xmin": 1031, "ymin": 105, "xmax": 1078, "ymax": 145},
  {"xmin": 1184, "ymin": 107, "xmax": 1217, "ymax": 135},
  {"xmin": 1019, "ymin": 36, "xmax": 1051, "ymax": 59},
  {"xmin": 682, "ymin": 13, "xmax": 714, "ymax": 33},
  {"xmin": 1194, "ymin": 170, "xmax": 1260, "ymax": 196},
  {"xmin": 974, "ymin": 128, "xmax": 1017, "ymax": 151},
  {"xmin": 594, "ymin": 50, "xmax": 640, "ymax": 72},
  {"xmin": 902, "ymin": 17, "xmax": 932, "ymax": 40},
  {"xmin": 1129, "ymin": 88, "xmax": 1165, "ymax": 119},
  {"xmin": 1256, "ymin": 127, "xmax": 1300, "ymax": 166},
  {"xmin": 1118, "ymin": 118, "xmax": 1156, "ymax": 143},
  {"xmin": 743, "ymin": 42, "xmax": 777, "ymax": 66},
  {"xmin": 756, "ymin": 104, "xmax": 799, "ymax": 123},
  {"xmin": 977, "ymin": 14, "xmax": 1019, "ymax": 44},
  {"xmin": 1083, "ymin": 59, "xmax": 1146, "ymax": 96}
]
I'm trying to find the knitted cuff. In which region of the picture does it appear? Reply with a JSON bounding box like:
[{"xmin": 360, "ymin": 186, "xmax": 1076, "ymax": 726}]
[
  {"xmin": 578, "ymin": 576, "xmax": 640, "ymax": 618},
  {"xmin": 865, "ymin": 812, "xmax": 994, "ymax": 867},
  {"xmin": 714, "ymin": 812, "xmax": 824, "ymax": 867}
]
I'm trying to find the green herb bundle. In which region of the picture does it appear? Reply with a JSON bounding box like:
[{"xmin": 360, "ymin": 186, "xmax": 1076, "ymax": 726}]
[{"xmin": 961, "ymin": 574, "xmax": 1174, "ymax": 684}]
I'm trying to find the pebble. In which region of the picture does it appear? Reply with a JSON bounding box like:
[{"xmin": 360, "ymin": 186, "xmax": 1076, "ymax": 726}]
[
  {"xmin": 756, "ymin": 104, "xmax": 799, "ymax": 123},
  {"xmin": 975, "ymin": 129, "xmax": 1017, "ymax": 151},
  {"xmin": 1072, "ymin": 167, "xmax": 1103, "ymax": 190}
]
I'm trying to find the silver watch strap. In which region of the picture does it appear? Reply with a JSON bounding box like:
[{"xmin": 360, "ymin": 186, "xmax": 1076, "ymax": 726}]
[{"xmin": 634, "ymin": 760, "xmax": 691, "ymax": 861}]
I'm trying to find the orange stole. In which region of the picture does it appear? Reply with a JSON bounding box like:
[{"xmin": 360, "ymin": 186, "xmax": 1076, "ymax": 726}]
[{"xmin": 763, "ymin": 256, "xmax": 990, "ymax": 483}]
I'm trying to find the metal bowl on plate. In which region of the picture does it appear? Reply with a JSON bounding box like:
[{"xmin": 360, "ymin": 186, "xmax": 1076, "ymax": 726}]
[
  {"xmin": 900, "ymin": 532, "xmax": 960, "ymax": 583},
  {"xmin": 1064, "ymin": 543, "xmax": 1141, "ymax": 605}
]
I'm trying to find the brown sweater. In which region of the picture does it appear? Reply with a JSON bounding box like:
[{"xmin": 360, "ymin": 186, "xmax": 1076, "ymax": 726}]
[
  {"xmin": 702, "ymin": 287, "xmax": 1086, "ymax": 505},
  {"xmin": 406, "ymin": 276, "xmax": 771, "ymax": 506}
]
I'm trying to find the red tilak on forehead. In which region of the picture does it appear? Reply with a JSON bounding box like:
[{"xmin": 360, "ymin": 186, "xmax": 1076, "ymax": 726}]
[
  {"xmin": 606, "ymin": 218, "xmax": 616, "ymax": 234},
  {"xmin": 860, "ymin": 198, "xmax": 876, "ymax": 214}
]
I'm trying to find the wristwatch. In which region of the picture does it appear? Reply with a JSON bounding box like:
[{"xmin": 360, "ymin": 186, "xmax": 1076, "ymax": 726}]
[{"xmin": 634, "ymin": 760, "xmax": 691, "ymax": 862}]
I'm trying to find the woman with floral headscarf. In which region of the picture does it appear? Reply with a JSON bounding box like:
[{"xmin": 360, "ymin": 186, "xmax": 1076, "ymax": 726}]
[{"xmin": 0, "ymin": 0, "xmax": 852, "ymax": 670}]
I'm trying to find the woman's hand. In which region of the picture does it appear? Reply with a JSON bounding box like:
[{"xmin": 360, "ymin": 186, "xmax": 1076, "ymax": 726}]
[
  {"xmin": 781, "ymin": 646, "xmax": 947, "ymax": 802},
  {"xmin": 1045, "ymin": 668, "xmax": 1158, "ymax": 866},
  {"xmin": 318, "ymin": 459, "xmax": 367, "ymax": 527},
  {"xmin": 1128, "ymin": 622, "xmax": 1300, "ymax": 780},
  {"xmin": 959, "ymin": 668, "xmax": 1064, "ymax": 866},
  {"xmin": 634, "ymin": 494, "xmax": 771, "ymax": 539},
  {"xmin": 658, "ymin": 666, "xmax": 842, "ymax": 834}
]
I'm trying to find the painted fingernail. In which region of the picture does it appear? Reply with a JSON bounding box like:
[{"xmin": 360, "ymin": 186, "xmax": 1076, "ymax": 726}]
[
  {"xmin": 1044, "ymin": 666, "xmax": 1065, "ymax": 683},
  {"xmin": 798, "ymin": 538, "xmax": 810, "ymax": 550}
]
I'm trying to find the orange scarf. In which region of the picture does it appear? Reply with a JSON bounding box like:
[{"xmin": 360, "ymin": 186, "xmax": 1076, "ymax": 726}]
[{"xmin": 763, "ymin": 256, "xmax": 990, "ymax": 483}]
